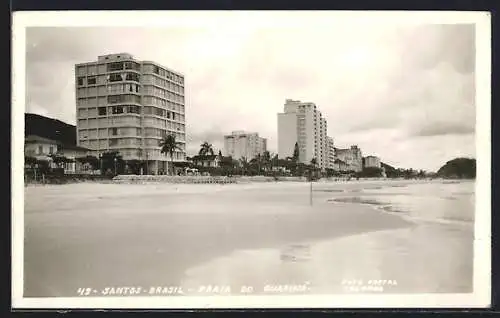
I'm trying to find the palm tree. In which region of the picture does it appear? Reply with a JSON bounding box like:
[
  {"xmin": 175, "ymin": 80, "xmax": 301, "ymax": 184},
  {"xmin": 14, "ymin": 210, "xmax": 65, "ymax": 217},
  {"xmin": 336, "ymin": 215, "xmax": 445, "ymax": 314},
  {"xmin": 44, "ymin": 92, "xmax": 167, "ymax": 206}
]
[
  {"xmin": 159, "ymin": 134, "xmax": 183, "ymax": 176},
  {"xmin": 239, "ymin": 157, "xmax": 249, "ymax": 175},
  {"xmin": 49, "ymin": 153, "xmax": 70, "ymax": 169},
  {"xmin": 199, "ymin": 142, "xmax": 214, "ymax": 156},
  {"xmin": 310, "ymin": 158, "xmax": 318, "ymax": 180},
  {"xmin": 256, "ymin": 153, "xmax": 262, "ymax": 173},
  {"xmin": 292, "ymin": 142, "xmax": 300, "ymax": 162},
  {"xmin": 217, "ymin": 150, "xmax": 223, "ymax": 168},
  {"xmin": 262, "ymin": 151, "xmax": 271, "ymax": 172}
]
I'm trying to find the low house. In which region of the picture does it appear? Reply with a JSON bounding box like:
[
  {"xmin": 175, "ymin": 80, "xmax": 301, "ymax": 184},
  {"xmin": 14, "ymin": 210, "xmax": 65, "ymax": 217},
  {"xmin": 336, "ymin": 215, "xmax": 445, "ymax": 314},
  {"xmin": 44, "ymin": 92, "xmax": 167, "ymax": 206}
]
[
  {"xmin": 25, "ymin": 135, "xmax": 90, "ymax": 174},
  {"xmin": 188, "ymin": 155, "xmax": 220, "ymax": 168},
  {"xmin": 57, "ymin": 144, "xmax": 90, "ymax": 173}
]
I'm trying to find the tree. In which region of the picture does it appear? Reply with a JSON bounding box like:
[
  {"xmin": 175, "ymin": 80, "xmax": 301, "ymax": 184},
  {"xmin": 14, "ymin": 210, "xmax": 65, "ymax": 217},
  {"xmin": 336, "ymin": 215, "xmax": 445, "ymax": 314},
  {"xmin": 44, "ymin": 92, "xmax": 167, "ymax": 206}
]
[
  {"xmin": 310, "ymin": 158, "xmax": 317, "ymax": 167},
  {"xmin": 199, "ymin": 142, "xmax": 214, "ymax": 156},
  {"xmin": 239, "ymin": 157, "xmax": 249, "ymax": 175},
  {"xmin": 256, "ymin": 153, "xmax": 262, "ymax": 173},
  {"xmin": 417, "ymin": 169, "xmax": 426, "ymax": 179},
  {"xmin": 262, "ymin": 151, "xmax": 271, "ymax": 171},
  {"xmin": 125, "ymin": 159, "xmax": 142, "ymax": 175},
  {"xmin": 49, "ymin": 153, "xmax": 72, "ymax": 169},
  {"xmin": 357, "ymin": 167, "xmax": 383, "ymax": 178},
  {"xmin": 293, "ymin": 142, "xmax": 300, "ymax": 162},
  {"xmin": 159, "ymin": 134, "xmax": 183, "ymax": 176},
  {"xmin": 271, "ymin": 153, "xmax": 279, "ymax": 170},
  {"xmin": 308, "ymin": 158, "xmax": 320, "ymax": 181},
  {"xmin": 25, "ymin": 155, "xmax": 37, "ymax": 168},
  {"xmin": 76, "ymin": 155, "xmax": 99, "ymax": 170},
  {"xmin": 101, "ymin": 151, "xmax": 124, "ymax": 176}
]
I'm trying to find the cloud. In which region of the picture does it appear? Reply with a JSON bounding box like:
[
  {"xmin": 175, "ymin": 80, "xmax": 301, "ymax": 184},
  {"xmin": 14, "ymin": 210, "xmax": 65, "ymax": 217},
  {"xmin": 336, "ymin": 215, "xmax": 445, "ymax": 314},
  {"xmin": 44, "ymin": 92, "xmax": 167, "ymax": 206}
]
[
  {"xmin": 412, "ymin": 122, "xmax": 475, "ymax": 137},
  {"xmin": 23, "ymin": 17, "xmax": 477, "ymax": 171}
]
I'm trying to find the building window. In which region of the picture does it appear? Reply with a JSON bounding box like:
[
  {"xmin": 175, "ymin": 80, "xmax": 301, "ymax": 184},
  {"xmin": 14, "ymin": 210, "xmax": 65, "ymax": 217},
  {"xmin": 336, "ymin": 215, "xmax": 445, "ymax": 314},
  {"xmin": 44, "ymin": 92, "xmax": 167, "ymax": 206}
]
[
  {"xmin": 87, "ymin": 76, "xmax": 97, "ymax": 85},
  {"xmin": 155, "ymin": 108, "xmax": 166, "ymax": 117},
  {"xmin": 127, "ymin": 105, "xmax": 140, "ymax": 114},
  {"xmin": 107, "ymin": 95, "xmax": 122, "ymax": 104},
  {"xmin": 49, "ymin": 146, "xmax": 54, "ymax": 154},
  {"xmin": 109, "ymin": 139, "xmax": 118, "ymax": 146},
  {"xmin": 112, "ymin": 106, "xmax": 124, "ymax": 114},
  {"xmin": 125, "ymin": 73, "xmax": 140, "ymax": 82},
  {"xmin": 153, "ymin": 66, "xmax": 160, "ymax": 74},
  {"xmin": 124, "ymin": 61, "xmax": 141, "ymax": 71},
  {"xmin": 77, "ymin": 77, "xmax": 84, "ymax": 86},
  {"xmin": 98, "ymin": 107, "xmax": 107, "ymax": 116},
  {"xmin": 38, "ymin": 145, "xmax": 43, "ymax": 154},
  {"xmin": 108, "ymin": 73, "xmax": 123, "ymax": 82},
  {"xmin": 110, "ymin": 128, "xmax": 118, "ymax": 136},
  {"xmin": 107, "ymin": 62, "xmax": 124, "ymax": 71}
]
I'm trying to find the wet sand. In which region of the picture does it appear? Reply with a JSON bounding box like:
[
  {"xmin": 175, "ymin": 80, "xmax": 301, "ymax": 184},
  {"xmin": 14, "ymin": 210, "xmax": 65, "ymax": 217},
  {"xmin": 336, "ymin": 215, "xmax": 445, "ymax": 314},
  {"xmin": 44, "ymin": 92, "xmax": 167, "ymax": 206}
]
[{"xmin": 24, "ymin": 182, "xmax": 414, "ymax": 297}]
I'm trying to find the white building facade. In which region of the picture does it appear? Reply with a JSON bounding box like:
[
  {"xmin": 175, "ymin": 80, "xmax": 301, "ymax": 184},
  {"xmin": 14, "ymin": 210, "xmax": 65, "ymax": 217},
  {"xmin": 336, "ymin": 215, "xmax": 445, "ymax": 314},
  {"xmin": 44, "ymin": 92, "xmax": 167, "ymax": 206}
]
[
  {"xmin": 335, "ymin": 145, "xmax": 363, "ymax": 172},
  {"xmin": 75, "ymin": 53, "xmax": 186, "ymax": 175},
  {"xmin": 326, "ymin": 136, "xmax": 335, "ymax": 169},
  {"xmin": 277, "ymin": 99, "xmax": 329, "ymax": 169},
  {"xmin": 223, "ymin": 130, "xmax": 267, "ymax": 160},
  {"xmin": 364, "ymin": 155, "xmax": 381, "ymax": 169}
]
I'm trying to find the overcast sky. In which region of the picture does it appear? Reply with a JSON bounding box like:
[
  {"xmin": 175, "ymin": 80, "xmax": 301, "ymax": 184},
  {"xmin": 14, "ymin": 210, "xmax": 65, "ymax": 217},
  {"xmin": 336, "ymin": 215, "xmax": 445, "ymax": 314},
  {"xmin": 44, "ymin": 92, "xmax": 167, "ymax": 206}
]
[{"xmin": 24, "ymin": 17, "xmax": 477, "ymax": 171}]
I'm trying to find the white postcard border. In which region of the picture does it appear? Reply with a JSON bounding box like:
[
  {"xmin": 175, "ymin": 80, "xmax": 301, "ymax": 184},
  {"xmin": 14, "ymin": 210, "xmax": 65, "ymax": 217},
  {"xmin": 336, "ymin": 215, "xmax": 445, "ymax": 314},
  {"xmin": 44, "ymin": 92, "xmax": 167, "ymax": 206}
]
[{"xmin": 11, "ymin": 10, "xmax": 492, "ymax": 309}]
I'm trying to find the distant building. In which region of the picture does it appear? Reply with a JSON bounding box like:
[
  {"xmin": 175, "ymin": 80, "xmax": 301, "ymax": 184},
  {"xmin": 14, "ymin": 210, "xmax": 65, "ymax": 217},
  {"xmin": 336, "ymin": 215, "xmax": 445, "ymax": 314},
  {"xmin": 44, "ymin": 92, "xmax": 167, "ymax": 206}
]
[
  {"xmin": 25, "ymin": 135, "xmax": 59, "ymax": 160},
  {"xmin": 334, "ymin": 145, "xmax": 363, "ymax": 172},
  {"xmin": 364, "ymin": 155, "xmax": 381, "ymax": 169},
  {"xmin": 223, "ymin": 130, "xmax": 267, "ymax": 160},
  {"xmin": 333, "ymin": 158, "xmax": 349, "ymax": 172},
  {"xmin": 326, "ymin": 136, "xmax": 335, "ymax": 169},
  {"xmin": 25, "ymin": 135, "xmax": 89, "ymax": 173},
  {"xmin": 277, "ymin": 99, "xmax": 329, "ymax": 169},
  {"xmin": 188, "ymin": 155, "xmax": 220, "ymax": 168}
]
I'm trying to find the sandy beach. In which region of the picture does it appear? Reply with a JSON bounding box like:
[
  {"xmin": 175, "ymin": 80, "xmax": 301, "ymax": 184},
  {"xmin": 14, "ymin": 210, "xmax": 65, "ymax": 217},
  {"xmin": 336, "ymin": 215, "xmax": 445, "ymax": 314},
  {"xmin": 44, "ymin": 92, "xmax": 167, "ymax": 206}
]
[{"xmin": 23, "ymin": 180, "xmax": 474, "ymax": 297}]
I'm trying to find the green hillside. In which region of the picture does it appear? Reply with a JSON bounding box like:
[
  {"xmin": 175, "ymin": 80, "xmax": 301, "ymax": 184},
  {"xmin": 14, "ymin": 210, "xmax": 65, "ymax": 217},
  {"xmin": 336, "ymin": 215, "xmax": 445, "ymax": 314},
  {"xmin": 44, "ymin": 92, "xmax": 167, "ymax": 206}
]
[{"xmin": 436, "ymin": 157, "xmax": 476, "ymax": 179}]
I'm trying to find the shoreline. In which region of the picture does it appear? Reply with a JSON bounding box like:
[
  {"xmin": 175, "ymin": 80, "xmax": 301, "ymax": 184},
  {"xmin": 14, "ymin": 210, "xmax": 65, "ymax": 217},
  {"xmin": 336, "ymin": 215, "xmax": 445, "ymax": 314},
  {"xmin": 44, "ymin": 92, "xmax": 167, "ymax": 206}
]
[
  {"xmin": 23, "ymin": 182, "xmax": 413, "ymax": 297},
  {"xmin": 22, "ymin": 180, "xmax": 473, "ymax": 297}
]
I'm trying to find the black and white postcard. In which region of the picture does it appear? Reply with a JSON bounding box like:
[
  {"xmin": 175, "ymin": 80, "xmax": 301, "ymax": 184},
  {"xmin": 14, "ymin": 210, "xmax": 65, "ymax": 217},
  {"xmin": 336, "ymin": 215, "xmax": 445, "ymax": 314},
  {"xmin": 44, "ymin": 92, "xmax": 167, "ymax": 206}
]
[{"xmin": 12, "ymin": 10, "xmax": 491, "ymax": 309}]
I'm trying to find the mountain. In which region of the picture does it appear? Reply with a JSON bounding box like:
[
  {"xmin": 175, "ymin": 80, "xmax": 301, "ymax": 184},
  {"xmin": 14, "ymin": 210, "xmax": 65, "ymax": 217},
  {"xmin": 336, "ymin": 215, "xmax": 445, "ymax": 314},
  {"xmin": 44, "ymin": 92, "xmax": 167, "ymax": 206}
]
[
  {"xmin": 436, "ymin": 157, "xmax": 476, "ymax": 179},
  {"xmin": 25, "ymin": 113, "xmax": 77, "ymax": 146}
]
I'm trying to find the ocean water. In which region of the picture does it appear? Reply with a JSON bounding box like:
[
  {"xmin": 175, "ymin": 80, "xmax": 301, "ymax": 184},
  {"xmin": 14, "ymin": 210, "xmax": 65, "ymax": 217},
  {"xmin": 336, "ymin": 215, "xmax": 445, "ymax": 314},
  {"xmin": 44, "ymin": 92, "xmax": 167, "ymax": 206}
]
[{"xmin": 328, "ymin": 180, "xmax": 475, "ymax": 227}]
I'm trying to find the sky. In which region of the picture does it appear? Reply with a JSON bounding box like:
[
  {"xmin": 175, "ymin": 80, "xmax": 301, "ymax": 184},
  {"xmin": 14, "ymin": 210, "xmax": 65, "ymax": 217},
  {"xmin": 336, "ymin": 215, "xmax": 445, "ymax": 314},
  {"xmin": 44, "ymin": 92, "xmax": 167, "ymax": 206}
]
[{"xmin": 24, "ymin": 14, "xmax": 477, "ymax": 172}]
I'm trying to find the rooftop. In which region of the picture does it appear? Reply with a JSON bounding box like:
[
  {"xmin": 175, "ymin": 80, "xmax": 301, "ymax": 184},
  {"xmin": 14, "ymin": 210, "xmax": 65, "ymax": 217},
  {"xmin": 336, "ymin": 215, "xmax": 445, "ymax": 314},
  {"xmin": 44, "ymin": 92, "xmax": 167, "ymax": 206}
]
[{"xmin": 25, "ymin": 135, "xmax": 90, "ymax": 152}]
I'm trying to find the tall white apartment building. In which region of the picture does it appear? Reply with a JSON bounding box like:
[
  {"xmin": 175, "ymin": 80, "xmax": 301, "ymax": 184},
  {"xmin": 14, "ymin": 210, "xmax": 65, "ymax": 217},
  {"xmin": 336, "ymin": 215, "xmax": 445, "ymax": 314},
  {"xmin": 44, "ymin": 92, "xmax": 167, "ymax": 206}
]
[
  {"xmin": 326, "ymin": 136, "xmax": 335, "ymax": 169},
  {"xmin": 277, "ymin": 99, "xmax": 329, "ymax": 169},
  {"xmin": 75, "ymin": 53, "xmax": 186, "ymax": 174},
  {"xmin": 223, "ymin": 130, "xmax": 267, "ymax": 160}
]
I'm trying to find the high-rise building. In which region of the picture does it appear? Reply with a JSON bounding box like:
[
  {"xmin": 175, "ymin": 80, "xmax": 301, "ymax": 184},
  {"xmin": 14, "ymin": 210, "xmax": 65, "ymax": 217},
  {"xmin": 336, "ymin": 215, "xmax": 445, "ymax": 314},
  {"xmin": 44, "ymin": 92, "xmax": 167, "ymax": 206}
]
[
  {"xmin": 334, "ymin": 145, "xmax": 363, "ymax": 172},
  {"xmin": 326, "ymin": 136, "xmax": 335, "ymax": 169},
  {"xmin": 277, "ymin": 99, "xmax": 329, "ymax": 169},
  {"xmin": 223, "ymin": 130, "xmax": 267, "ymax": 160},
  {"xmin": 74, "ymin": 53, "xmax": 186, "ymax": 174}
]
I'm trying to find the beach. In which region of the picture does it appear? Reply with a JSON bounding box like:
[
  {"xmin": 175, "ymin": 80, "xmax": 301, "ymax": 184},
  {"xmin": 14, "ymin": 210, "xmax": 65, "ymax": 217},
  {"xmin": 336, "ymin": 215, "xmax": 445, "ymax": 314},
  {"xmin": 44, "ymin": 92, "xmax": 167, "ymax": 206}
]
[{"xmin": 23, "ymin": 179, "xmax": 475, "ymax": 297}]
